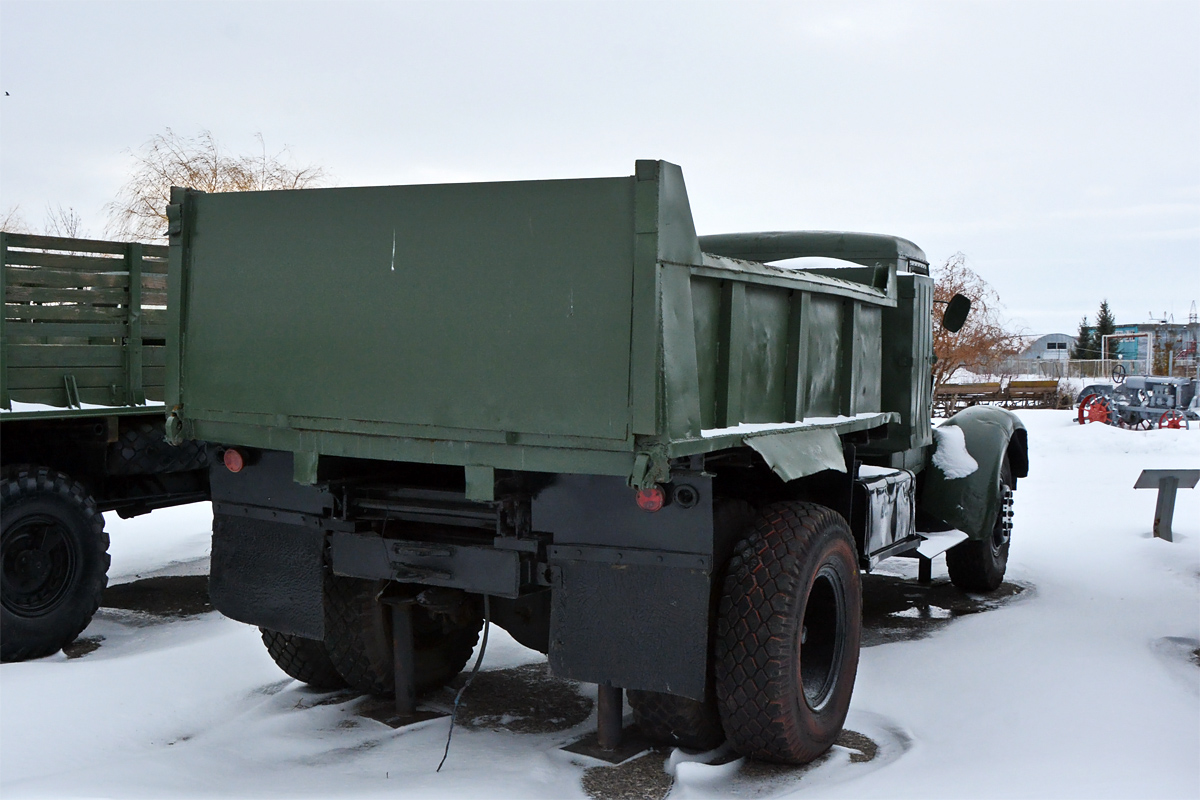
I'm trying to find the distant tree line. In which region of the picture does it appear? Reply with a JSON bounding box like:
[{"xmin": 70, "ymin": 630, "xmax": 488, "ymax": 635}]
[{"xmin": 1071, "ymin": 300, "xmax": 1117, "ymax": 360}]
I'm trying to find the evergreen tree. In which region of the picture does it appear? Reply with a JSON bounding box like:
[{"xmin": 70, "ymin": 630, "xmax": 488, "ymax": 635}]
[
  {"xmin": 1071, "ymin": 316, "xmax": 1095, "ymax": 359},
  {"xmin": 1095, "ymin": 300, "xmax": 1117, "ymax": 359}
]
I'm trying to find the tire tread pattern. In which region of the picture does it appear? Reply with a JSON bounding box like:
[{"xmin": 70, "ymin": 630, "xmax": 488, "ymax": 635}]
[
  {"xmin": 323, "ymin": 575, "xmax": 482, "ymax": 696},
  {"xmin": 628, "ymin": 689, "xmax": 725, "ymax": 751},
  {"xmin": 107, "ymin": 422, "xmax": 209, "ymax": 475},
  {"xmin": 260, "ymin": 628, "xmax": 348, "ymax": 690},
  {"xmin": 715, "ymin": 501, "xmax": 860, "ymax": 764},
  {"xmin": 945, "ymin": 459, "xmax": 1012, "ymax": 593}
]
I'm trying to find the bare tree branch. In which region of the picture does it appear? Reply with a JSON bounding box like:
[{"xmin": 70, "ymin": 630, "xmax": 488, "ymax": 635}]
[
  {"xmin": 44, "ymin": 204, "xmax": 86, "ymax": 238},
  {"xmin": 2, "ymin": 205, "xmax": 32, "ymax": 233},
  {"xmin": 105, "ymin": 128, "xmax": 327, "ymax": 241},
  {"xmin": 931, "ymin": 253, "xmax": 1024, "ymax": 391}
]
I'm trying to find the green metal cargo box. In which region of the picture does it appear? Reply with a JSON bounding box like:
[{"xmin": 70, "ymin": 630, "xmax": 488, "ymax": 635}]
[{"xmin": 166, "ymin": 160, "xmax": 932, "ymax": 486}]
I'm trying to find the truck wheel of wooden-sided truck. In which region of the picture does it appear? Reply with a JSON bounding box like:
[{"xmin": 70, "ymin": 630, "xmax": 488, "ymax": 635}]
[
  {"xmin": 0, "ymin": 465, "xmax": 110, "ymax": 662},
  {"xmin": 944, "ymin": 458, "xmax": 1013, "ymax": 593}
]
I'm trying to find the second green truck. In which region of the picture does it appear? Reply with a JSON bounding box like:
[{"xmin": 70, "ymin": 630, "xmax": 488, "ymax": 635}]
[{"xmin": 155, "ymin": 160, "xmax": 1025, "ymax": 763}]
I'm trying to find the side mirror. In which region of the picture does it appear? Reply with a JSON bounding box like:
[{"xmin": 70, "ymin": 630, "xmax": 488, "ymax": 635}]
[{"xmin": 942, "ymin": 293, "xmax": 971, "ymax": 333}]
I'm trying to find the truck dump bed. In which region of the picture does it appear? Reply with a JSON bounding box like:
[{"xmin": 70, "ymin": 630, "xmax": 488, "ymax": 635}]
[{"xmin": 167, "ymin": 160, "xmax": 932, "ymax": 484}]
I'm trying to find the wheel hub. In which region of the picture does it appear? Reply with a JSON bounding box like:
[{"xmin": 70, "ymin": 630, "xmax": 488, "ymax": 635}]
[
  {"xmin": 12, "ymin": 549, "xmax": 52, "ymax": 589},
  {"xmin": 1, "ymin": 515, "xmax": 76, "ymax": 616},
  {"xmin": 992, "ymin": 486, "xmax": 1013, "ymax": 554},
  {"xmin": 799, "ymin": 565, "xmax": 846, "ymax": 711}
]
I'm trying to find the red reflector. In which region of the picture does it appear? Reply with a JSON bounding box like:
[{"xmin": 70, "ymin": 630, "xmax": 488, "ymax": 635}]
[
  {"xmin": 635, "ymin": 486, "xmax": 665, "ymax": 512},
  {"xmin": 223, "ymin": 448, "xmax": 245, "ymax": 473}
]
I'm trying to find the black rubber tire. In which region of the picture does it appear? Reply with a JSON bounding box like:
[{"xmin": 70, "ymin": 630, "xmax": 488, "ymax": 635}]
[
  {"xmin": 714, "ymin": 501, "xmax": 862, "ymax": 765},
  {"xmin": 1, "ymin": 465, "xmax": 110, "ymax": 662},
  {"xmin": 946, "ymin": 458, "xmax": 1013, "ymax": 593},
  {"xmin": 106, "ymin": 421, "xmax": 209, "ymax": 475},
  {"xmin": 628, "ymin": 689, "xmax": 725, "ymax": 751},
  {"xmin": 323, "ymin": 575, "xmax": 483, "ymax": 696},
  {"xmin": 259, "ymin": 628, "xmax": 348, "ymax": 690}
]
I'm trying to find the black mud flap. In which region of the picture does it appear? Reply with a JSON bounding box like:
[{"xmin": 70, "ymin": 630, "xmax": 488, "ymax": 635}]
[
  {"xmin": 548, "ymin": 550, "xmax": 711, "ymax": 700},
  {"xmin": 209, "ymin": 513, "xmax": 325, "ymax": 640}
]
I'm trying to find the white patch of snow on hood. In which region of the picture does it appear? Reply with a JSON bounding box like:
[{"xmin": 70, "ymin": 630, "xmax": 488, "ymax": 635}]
[{"xmin": 932, "ymin": 424, "xmax": 979, "ymax": 479}]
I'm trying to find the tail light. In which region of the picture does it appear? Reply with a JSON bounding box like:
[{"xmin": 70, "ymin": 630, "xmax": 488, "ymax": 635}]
[
  {"xmin": 223, "ymin": 448, "xmax": 246, "ymax": 473},
  {"xmin": 635, "ymin": 486, "xmax": 665, "ymax": 512}
]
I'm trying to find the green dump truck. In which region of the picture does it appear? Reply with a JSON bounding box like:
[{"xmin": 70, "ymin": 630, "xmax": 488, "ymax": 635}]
[
  {"xmin": 160, "ymin": 160, "xmax": 1026, "ymax": 764},
  {"xmin": 0, "ymin": 233, "xmax": 210, "ymax": 662}
]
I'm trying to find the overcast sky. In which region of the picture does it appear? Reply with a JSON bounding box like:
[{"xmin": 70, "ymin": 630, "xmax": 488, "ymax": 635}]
[{"xmin": 1, "ymin": 0, "xmax": 1197, "ymax": 335}]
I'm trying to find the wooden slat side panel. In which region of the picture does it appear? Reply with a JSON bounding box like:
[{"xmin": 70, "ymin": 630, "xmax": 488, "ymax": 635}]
[
  {"xmin": 1, "ymin": 231, "xmax": 7, "ymax": 408},
  {"xmin": 6, "ymin": 343, "xmax": 166, "ymax": 368},
  {"xmin": 141, "ymin": 273, "xmax": 167, "ymax": 291},
  {"xmin": 7, "ymin": 286, "xmax": 131, "ymax": 304},
  {"xmin": 3, "ymin": 235, "xmax": 166, "ymax": 256},
  {"xmin": 8, "ymin": 365, "xmax": 125, "ymax": 389},
  {"xmin": 2, "ymin": 322, "xmax": 127, "ymax": 340},
  {"xmin": 6, "ymin": 365, "xmax": 165, "ymax": 390},
  {"xmin": 5, "ymin": 266, "xmax": 130, "ymax": 289},
  {"xmin": 6, "ymin": 250, "xmax": 128, "ymax": 270},
  {"xmin": 3, "ymin": 234, "xmax": 170, "ymax": 410},
  {"xmin": 5, "ymin": 305, "xmax": 127, "ymax": 322},
  {"xmin": 4, "ymin": 233, "xmax": 131, "ymax": 254},
  {"xmin": 7, "ymin": 344, "xmax": 125, "ymax": 368}
]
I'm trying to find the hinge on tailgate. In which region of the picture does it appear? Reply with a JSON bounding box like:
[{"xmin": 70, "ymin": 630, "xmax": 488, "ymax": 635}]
[
  {"xmin": 628, "ymin": 442, "xmax": 671, "ymax": 490},
  {"xmin": 164, "ymin": 406, "xmax": 185, "ymax": 446},
  {"xmin": 166, "ymin": 203, "xmax": 183, "ymax": 237}
]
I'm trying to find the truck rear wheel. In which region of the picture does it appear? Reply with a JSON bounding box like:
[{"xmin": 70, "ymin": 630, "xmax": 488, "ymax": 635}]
[
  {"xmin": 259, "ymin": 628, "xmax": 348, "ymax": 690},
  {"xmin": 1, "ymin": 466, "xmax": 110, "ymax": 662},
  {"xmin": 628, "ymin": 689, "xmax": 725, "ymax": 751},
  {"xmin": 714, "ymin": 501, "xmax": 861, "ymax": 765},
  {"xmin": 946, "ymin": 458, "xmax": 1013, "ymax": 593},
  {"xmin": 323, "ymin": 575, "xmax": 483, "ymax": 696}
]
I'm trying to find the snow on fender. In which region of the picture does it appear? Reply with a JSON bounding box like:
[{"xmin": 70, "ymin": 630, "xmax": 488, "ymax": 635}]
[
  {"xmin": 918, "ymin": 406, "xmax": 1028, "ymax": 542},
  {"xmin": 932, "ymin": 425, "xmax": 979, "ymax": 479}
]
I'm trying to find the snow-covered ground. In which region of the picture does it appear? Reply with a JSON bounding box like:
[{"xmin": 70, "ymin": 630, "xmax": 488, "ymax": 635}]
[{"xmin": 1, "ymin": 410, "xmax": 1197, "ymax": 798}]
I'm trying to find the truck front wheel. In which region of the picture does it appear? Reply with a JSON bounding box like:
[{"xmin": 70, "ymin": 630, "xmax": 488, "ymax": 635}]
[
  {"xmin": 323, "ymin": 575, "xmax": 483, "ymax": 696},
  {"xmin": 945, "ymin": 458, "xmax": 1013, "ymax": 593},
  {"xmin": 714, "ymin": 502, "xmax": 861, "ymax": 764},
  {"xmin": 1, "ymin": 466, "xmax": 110, "ymax": 662}
]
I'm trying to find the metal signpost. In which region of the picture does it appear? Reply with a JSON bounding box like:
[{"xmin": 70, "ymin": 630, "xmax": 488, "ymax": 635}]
[{"xmin": 1134, "ymin": 469, "xmax": 1200, "ymax": 541}]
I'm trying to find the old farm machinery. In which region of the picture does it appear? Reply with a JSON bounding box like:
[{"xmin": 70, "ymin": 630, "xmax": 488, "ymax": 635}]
[{"xmin": 1077, "ymin": 366, "xmax": 1199, "ymax": 430}]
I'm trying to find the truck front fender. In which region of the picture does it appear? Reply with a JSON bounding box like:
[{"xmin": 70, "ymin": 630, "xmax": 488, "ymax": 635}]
[{"xmin": 919, "ymin": 405, "xmax": 1028, "ymax": 541}]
